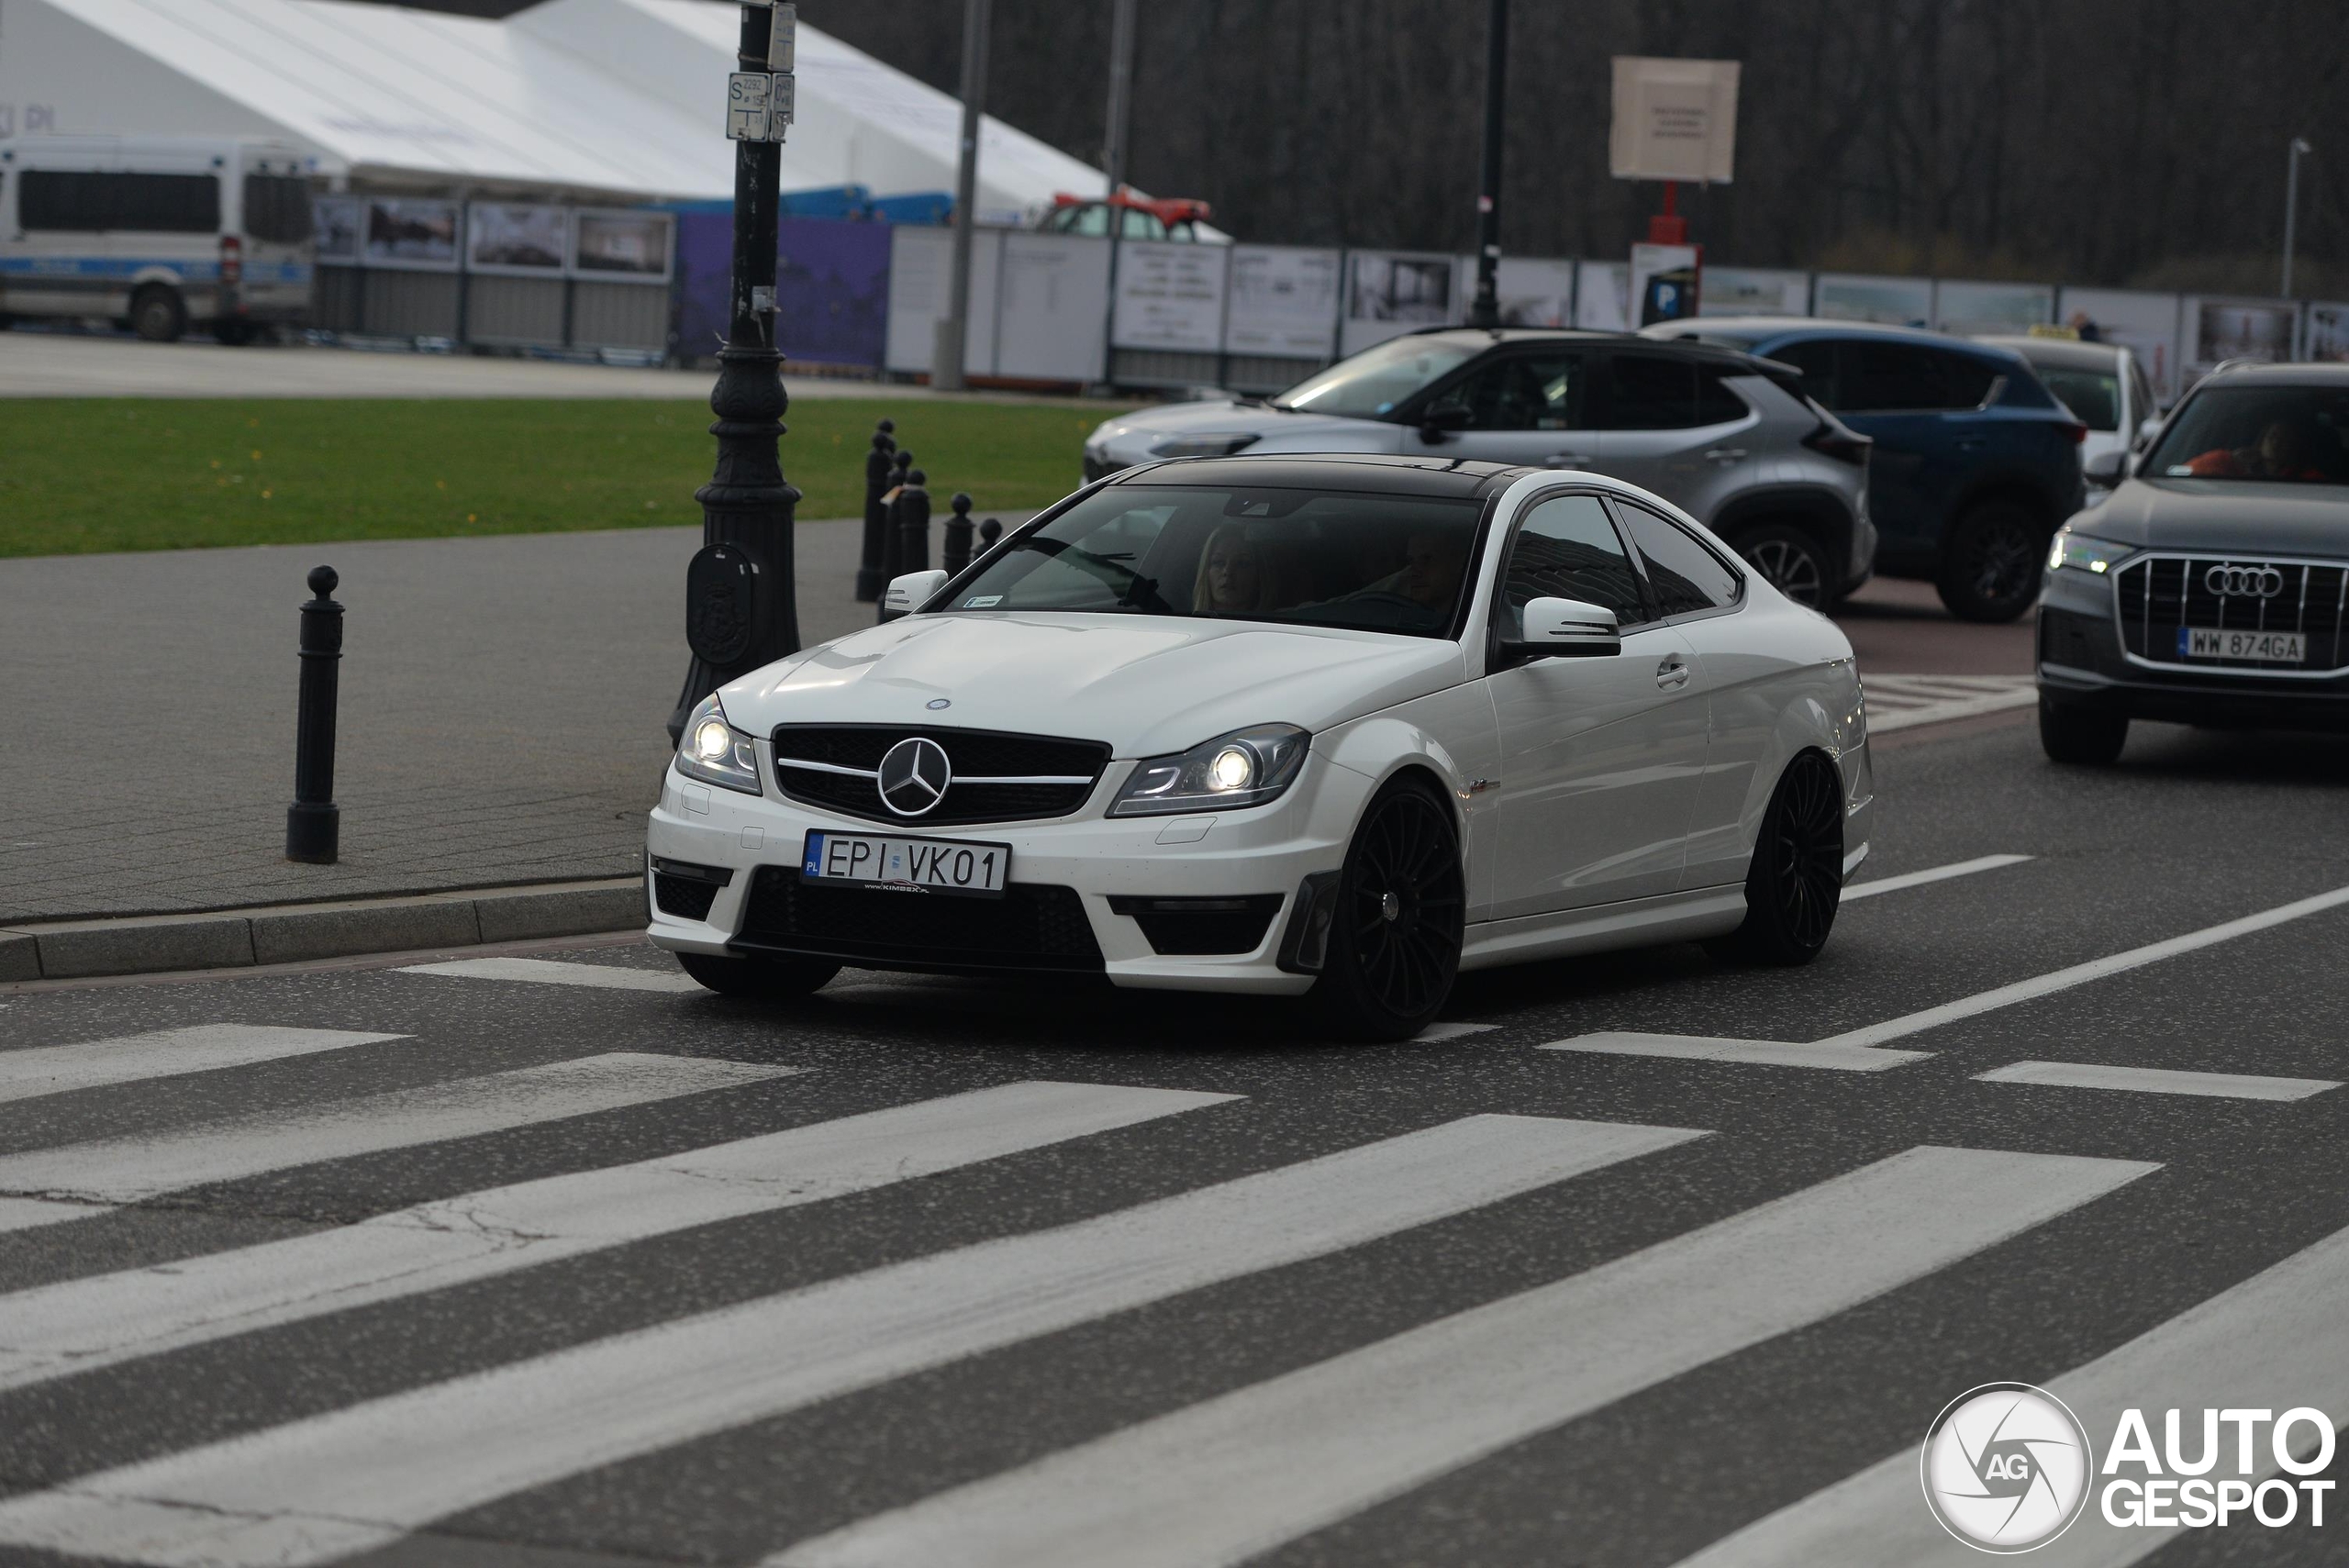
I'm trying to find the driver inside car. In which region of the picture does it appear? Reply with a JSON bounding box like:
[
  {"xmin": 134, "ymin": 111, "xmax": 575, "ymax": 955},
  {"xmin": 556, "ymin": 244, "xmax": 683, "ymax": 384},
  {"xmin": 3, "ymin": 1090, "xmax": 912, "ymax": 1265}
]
[{"xmin": 2185, "ymin": 417, "xmax": 2329, "ymax": 480}]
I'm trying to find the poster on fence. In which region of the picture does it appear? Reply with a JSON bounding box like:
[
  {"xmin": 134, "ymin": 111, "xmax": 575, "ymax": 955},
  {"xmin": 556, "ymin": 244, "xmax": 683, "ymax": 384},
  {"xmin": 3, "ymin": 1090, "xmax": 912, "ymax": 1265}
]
[
  {"xmin": 2183, "ymin": 295, "xmax": 2298, "ymax": 378},
  {"xmin": 467, "ymin": 204, "xmax": 567, "ymax": 275},
  {"xmin": 1112, "ymin": 241, "xmax": 1227, "ymax": 352},
  {"xmin": 313, "ymin": 198, "xmax": 362, "ymax": 263},
  {"xmin": 884, "ymin": 225, "xmax": 1001, "ymax": 375},
  {"xmin": 1574, "ymin": 261, "xmax": 1629, "ymax": 330},
  {"xmin": 996, "ymin": 233, "xmax": 1110, "ymax": 382},
  {"xmin": 571, "ymin": 210, "xmax": 674, "ymax": 283},
  {"xmin": 1701, "ymin": 267, "xmax": 1806, "ymax": 316},
  {"xmin": 1222, "ymin": 246, "xmax": 1339, "ymax": 359},
  {"xmin": 1341, "ymin": 250, "xmax": 1455, "ymax": 355},
  {"xmin": 2306, "ymin": 303, "xmax": 2349, "ymax": 362},
  {"xmin": 2056, "ymin": 287, "xmax": 2183, "ymax": 404},
  {"xmin": 1490, "ymin": 257, "xmax": 1577, "ymax": 327},
  {"xmin": 1814, "ymin": 272, "xmax": 1932, "ymax": 326},
  {"xmin": 1933, "ymin": 279, "xmax": 2054, "ymax": 337},
  {"xmin": 362, "ymin": 198, "xmax": 460, "ymax": 270}
]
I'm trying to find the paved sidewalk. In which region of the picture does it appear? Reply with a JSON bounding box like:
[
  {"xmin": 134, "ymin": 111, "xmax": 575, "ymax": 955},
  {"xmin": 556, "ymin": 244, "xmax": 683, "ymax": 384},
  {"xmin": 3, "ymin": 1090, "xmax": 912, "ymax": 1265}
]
[{"xmin": 0, "ymin": 519, "xmax": 894, "ymax": 924}]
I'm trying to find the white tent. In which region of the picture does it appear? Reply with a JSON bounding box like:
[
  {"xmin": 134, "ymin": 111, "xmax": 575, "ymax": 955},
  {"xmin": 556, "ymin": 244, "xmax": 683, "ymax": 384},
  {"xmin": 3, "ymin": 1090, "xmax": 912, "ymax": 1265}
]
[{"xmin": 0, "ymin": 0, "xmax": 1111, "ymax": 211}]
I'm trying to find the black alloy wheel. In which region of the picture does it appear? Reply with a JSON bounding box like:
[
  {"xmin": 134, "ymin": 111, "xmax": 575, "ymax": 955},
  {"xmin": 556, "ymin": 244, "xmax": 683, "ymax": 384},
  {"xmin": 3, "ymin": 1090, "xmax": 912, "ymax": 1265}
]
[
  {"xmin": 1709, "ymin": 751, "xmax": 1844, "ymax": 966},
  {"xmin": 1936, "ymin": 500, "xmax": 2043, "ymax": 622},
  {"xmin": 130, "ymin": 285, "xmax": 187, "ymax": 344},
  {"xmin": 1312, "ymin": 781, "xmax": 1465, "ymax": 1041},
  {"xmin": 676, "ymin": 950, "xmax": 841, "ymax": 999},
  {"xmin": 1735, "ymin": 523, "xmax": 1832, "ymax": 609}
]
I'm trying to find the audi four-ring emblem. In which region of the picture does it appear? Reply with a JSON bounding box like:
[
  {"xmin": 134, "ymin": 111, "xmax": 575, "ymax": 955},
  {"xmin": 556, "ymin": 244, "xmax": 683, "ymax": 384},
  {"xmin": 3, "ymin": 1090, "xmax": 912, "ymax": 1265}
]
[
  {"xmin": 2206, "ymin": 564, "xmax": 2286, "ymax": 598},
  {"xmin": 876, "ymin": 737, "xmax": 953, "ymax": 817}
]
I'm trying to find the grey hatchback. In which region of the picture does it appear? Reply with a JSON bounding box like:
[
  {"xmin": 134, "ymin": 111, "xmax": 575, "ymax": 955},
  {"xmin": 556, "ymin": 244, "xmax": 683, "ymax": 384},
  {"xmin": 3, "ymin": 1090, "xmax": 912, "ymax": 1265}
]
[
  {"xmin": 2037, "ymin": 361, "xmax": 2349, "ymax": 762},
  {"xmin": 1084, "ymin": 329, "xmax": 1878, "ymax": 606}
]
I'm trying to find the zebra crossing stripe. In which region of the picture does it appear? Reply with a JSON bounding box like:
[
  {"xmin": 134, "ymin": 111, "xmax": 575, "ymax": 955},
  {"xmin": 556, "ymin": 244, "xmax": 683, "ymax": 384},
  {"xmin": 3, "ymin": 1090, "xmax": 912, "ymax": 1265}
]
[
  {"xmin": 0, "ymin": 1196, "xmax": 107, "ymax": 1235},
  {"xmin": 0, "ymin": 1081, "xmax": 1236, "ymax": 1394},
  {"xmin": 1669, "ymin": 1218, "xmax": 2349, "ymax": 1567},
  {"xmin": 766, "ymin": 1145, "xmax": 2156, "ymax": 1568},
  {"xmin": 0, "ymin": 1053, "xmax": 794, "ymax": 1205},
  {"xmin": 0, "ymin": 1114, "xmax": 1705, "ymax": 1567},
  {"xmin": 1975, "ymin": 1060, "xmax": 2341, "ymax": 1102},
  {"xmin": 0, "ymin": 1026, "xmax": 408, "ymax": 1106},
  {"xmin": 398, "ymin": 957, "xmax": 705, "ymax": 992},
  {"xmin": 1839, "ymin": 854, "xmax": 2032, "ymax": 903},
  {"xmin": 1544, "ymin": 1035, "xmax": 1932, "ymax": 1072}
]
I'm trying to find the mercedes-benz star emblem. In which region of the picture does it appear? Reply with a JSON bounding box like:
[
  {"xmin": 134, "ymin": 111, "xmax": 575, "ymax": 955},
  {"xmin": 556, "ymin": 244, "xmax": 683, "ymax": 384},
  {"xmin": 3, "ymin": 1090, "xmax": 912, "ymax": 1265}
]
[{"xmin": 877, "ymin": 737, "xmax": 952, "ymax": 817}]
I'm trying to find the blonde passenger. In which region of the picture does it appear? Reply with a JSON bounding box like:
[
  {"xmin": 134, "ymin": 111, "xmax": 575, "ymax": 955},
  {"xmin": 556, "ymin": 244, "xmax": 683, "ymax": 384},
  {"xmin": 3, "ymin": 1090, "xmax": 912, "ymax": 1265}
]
[{"xmin": 1191, "ymin": 524, "xmax": 1283, "ymax": 615}]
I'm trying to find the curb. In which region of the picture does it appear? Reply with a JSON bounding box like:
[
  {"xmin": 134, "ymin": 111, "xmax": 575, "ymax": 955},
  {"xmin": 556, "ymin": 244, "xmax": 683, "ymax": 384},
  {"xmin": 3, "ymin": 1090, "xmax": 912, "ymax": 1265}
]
[{"xmin": 0, "ymin": 877, "xmax": 646, "ymax": 984}]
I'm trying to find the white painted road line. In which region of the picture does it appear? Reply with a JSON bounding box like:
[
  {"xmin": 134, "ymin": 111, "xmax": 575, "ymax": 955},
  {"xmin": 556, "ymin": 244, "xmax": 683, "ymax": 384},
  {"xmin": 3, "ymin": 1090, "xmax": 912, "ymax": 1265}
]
[
  {"xmin": 0, "ymin": 1081, "xmax": 1235, "ymax": 1394},
  {"xmin": 1975, "ymin": 1060, "xmax": 2341, "ymax": 1102},
  {"xmin": 1552, "ymin": 884, "xmax": 2349, "ymax": 1070},
  {"xmin": 1418, "ymin": 1022, "xmax": 1500, "ymax": 1042},
  {"xmin": 1839, "ymin": 854, "xmax": 2033, "ymax": 903},
  {"xmin": 1671, "ymin": 1218, "xmax": 2349, "ymax": 1568},
  {"xmin": 0, "ymin": 1053, "xmax": 794, "ymax": 1205},
  {"xmin": 1862, "ymin": 674, "xmax": 2036, "ymax": 734},
  {"xmin": 1542, "ymin": 1035, "xmax": 1932, "ymax": 1072},
  {"xmin": 0, "ymin": 1196, "xmax": 109, "ymax": 1235},
  {"xmin": 0, "ymin": 1026, "xmax": 408, "ymax": 1106},
  {"xmin": 398, "ymin": 957, "xmax": 703, "ymax": 993},
  {"xmin": 0, "ymin": 1115, "xmax": 1706, "ymax": 1567},
  {"xmin": 769, "ymin": 1146, "xmax": 2156, "ymax": 1568}
]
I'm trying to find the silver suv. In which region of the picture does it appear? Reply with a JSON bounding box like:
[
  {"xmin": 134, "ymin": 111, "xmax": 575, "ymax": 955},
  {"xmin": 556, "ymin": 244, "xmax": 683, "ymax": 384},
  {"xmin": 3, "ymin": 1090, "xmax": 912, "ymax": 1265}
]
[{"xmin": 1084, "ymin": 328, "xmax": 1876, "ymax": 606}]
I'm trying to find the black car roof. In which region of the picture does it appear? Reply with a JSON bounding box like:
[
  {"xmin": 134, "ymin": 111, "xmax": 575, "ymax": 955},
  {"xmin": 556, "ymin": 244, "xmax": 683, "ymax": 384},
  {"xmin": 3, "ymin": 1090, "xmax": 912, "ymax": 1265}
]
[
  {"xmin": 1109, "ymin": 452, "xmax": 1529, "ymax": 499},
  {"xmin": 1402, "ymin": 324, "xmax": 1786, "ymax": 375}
]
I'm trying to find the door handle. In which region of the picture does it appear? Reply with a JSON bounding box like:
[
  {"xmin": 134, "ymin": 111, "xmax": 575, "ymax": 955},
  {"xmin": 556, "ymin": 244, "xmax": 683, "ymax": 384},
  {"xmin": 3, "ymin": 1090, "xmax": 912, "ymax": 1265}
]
[
  {"xmin": 1543, "ymin": 452, "xmax": 1595, "ymax": 469},
  {"xmin": 1655, "ymin": 656, "xmax": 1691, "ymax": 690},
  {"xmin": 1703, "ymin": 448, "xmax": 1747, "ymax": 462}
]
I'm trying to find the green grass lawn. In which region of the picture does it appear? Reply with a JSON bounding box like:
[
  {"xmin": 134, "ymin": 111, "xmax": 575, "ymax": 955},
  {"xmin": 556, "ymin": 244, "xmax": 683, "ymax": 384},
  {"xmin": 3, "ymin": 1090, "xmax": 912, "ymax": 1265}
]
[{"xmin": 0, "ymin": 397, "xmax": 1135, "ymax": 557}]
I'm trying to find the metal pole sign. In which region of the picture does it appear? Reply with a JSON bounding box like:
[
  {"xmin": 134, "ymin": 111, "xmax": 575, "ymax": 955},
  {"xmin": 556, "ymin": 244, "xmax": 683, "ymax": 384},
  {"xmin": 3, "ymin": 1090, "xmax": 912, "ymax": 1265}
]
[{"xmin": 727, "ymin": 72, "xmax": 775, "ymax": 141}]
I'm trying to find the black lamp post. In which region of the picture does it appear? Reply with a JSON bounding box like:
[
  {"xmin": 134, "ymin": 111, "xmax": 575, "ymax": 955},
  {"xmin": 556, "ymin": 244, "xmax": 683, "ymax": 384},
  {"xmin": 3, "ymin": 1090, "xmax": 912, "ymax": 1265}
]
[
  {"xmin": 1466, "ymin": 0, "xmax": 1508, "ymax": 329},
  {"xmin": 668, "ymin": 1, "xmax": 803, "ymax": 744}
]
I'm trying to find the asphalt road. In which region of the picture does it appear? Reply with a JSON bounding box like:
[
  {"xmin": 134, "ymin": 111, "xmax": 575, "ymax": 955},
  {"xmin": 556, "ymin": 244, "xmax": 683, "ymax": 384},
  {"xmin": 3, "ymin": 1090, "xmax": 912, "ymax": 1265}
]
[{"xmin": 1, "ymin": 706, "xmax": 2344, "ymax": 1568}]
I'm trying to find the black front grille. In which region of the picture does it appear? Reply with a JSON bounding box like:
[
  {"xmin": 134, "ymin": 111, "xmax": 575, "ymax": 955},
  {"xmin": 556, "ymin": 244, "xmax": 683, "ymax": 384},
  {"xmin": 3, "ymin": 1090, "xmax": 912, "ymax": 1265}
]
[
  {"xmin": 652, "ymin": 873, "xmax": 720, "ymax": 921},
  {"xmin": 733, "ymin": 866, "xmax": 1104, "ymax": 973},
  {"xmin": 1108, "ymin": 895, "xmax": 1286, "ymax": 956},
  {"xmin": 769, "ymin": 726, "xmax": 1110, "ymax": 826},
  {"xmin": 2115, "ymin": 555, "xmax": 2349, "ymax": 673}
]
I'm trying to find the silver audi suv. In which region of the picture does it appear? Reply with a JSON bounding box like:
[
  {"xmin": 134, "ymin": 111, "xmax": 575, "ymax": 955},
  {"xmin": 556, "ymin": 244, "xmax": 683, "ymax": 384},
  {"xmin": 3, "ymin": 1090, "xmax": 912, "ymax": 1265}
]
[
  {"xmin": 1085, "ymin": 328, "xmax": 1877, "ymax": 606},
  {"xmin": 2038, "ymin": 361, "xmax": 2349, "ymax": 761}
]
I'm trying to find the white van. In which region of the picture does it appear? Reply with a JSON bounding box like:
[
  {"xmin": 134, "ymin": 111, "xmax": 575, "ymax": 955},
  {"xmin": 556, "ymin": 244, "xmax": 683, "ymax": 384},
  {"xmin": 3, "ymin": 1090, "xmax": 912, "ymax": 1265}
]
[{"xmin": 0, "ymin": 136, "xmax": 316, "ymax": 342}]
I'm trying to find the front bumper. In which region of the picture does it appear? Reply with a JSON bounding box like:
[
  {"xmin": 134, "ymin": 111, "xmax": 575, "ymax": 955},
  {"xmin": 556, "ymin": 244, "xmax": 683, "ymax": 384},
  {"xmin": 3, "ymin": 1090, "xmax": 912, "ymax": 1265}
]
[
  {"xmin": 643, "ymin": 752, "xmax": 1373, "ymax": 995},
  {"xmin": 2036, "ymin": 573, "xmax": 2349, "ymax": 732}
]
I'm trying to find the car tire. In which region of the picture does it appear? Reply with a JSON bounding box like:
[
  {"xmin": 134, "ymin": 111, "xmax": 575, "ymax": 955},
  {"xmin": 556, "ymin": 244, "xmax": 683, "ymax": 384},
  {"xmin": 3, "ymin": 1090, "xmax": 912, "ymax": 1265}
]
[
  {"xmin": 1309, "ymin": 778, "xmax": 1465, "ymax": 1042},
  {"xmin": 676, "ymin": 950, "xmax": 840, "ymax": 999},
  {"xmin": 1731, "ymin": 521, "xmax": 1837, "ymax": 610},
  {"xmin": 130, "ymin": 286, "xmax": 187, "ymax": 344},
  {"xmin": 1707, "ymin": 751, "xmax": 1843, "ymax": 968},
  {"xmin": 2038, "ymin": 695, "xmax": 2128, "ymax": 765},
  {"xmin": 1935, "ymin": 500, "xmax": 2044, "ymax": 622}
]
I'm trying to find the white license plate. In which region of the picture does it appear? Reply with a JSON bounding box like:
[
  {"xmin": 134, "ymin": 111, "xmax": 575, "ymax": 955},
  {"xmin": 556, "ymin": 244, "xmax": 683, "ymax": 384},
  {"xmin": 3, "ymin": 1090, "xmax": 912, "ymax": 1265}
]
[
  {"xmin": 2177, "ymin": 627, "xmax": 2304, "ymax": 662},
  {"xmin": 800, "ymin": 830, "xmax": 1009, "ymax": 897}
]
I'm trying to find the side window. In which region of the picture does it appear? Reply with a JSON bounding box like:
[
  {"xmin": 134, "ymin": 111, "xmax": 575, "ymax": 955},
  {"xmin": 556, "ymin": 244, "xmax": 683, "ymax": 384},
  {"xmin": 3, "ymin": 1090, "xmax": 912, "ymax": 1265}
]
[
  {"xmin": 1769, "ymin": 339, "xmax": 1842, "ymax": 410},
  {"xmin": 1694, "ymin": 366, "xmax": 1751, "ymax": 426},
  {"xmin": 1603, "ymin": 352, "xmax": 1699, "ymax": 429},
  {"xmin": 1846, "ymin": 342, "xmax": 1949, "ymax": 412},
  {"xmin": 18, "ymin": 171, "xmax": 220, "ymax": 234},
  {"xmin": 1498, "ymin": 495, "xmax": 1649, "ymax": 637},
  {"xmin": 1444, "ymin": 352, "xmax": 1586, "ymax": 431},
  {"xmin": 1939, "ymin": 352, "xmax": 2000, "ymax": 409},
  {"xmin": 1615, "ymin": 503, "xmax": 1742, "ymax": 617}
]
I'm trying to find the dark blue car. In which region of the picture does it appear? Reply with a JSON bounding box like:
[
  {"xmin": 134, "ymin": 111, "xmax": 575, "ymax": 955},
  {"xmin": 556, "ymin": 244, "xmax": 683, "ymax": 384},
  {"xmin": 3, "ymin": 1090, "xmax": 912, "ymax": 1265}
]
[{"xmin": 1646, "ymin": 318, "xmax": 2087, "ymax": 620}]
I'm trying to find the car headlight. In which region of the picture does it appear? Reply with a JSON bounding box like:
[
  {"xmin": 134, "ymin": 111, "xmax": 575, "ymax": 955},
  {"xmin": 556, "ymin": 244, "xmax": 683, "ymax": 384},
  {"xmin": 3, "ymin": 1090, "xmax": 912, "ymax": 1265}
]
[
  {"xmin": 1108, "ymin": 724, "xmax": 1309, "ymax": 817},
  {"xmin": 1149, "ymin": 433, "xmax": 1261, "ymax": 459},
  {"xmin": 2046, "ymin": 529, "xmax": 2133, "ymax": 575},
  {"xmin": 675, "ymin": 693, "xmax": 762, "ymax": 795}
]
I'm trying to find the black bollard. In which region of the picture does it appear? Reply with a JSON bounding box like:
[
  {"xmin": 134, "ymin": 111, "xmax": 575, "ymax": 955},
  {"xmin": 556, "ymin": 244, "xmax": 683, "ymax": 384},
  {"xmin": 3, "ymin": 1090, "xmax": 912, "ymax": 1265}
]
[
  {"xmin": 285, "ymin": 564, "xmax": 343, "ymax": 864},
  {"xmin": 978, "ymin": 517, "xmax": 1003, "ymax": 550},
  {"xmin": 854, "ymin": 418, "xmax": 896, "ymax": 601},
  {"xmin": 896, "ymin": 468, "xmax": 932, "ymax": 575},
  {"xmin": 941, "ymin": 492, "xmax": 974, "ymax": 575},
  {"xmin": 875, "ymin": 447, "xmax": 913, "ymax": 587}
]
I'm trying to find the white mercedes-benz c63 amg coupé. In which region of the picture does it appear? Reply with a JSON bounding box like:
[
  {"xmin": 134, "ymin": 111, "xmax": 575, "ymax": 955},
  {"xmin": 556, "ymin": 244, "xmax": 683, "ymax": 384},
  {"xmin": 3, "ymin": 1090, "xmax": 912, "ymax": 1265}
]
[{"xmin": 647, "ymin": 454, "xmax": 1874, "ymax": 1040}]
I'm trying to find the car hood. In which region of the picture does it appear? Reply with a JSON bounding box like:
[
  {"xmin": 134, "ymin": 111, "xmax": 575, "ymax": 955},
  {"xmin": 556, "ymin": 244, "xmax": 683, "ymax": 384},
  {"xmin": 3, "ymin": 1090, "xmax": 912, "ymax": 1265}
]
[
  {"xmin": 723, "ymin": 613, "xmax": 1468, "ymax": 758},
  {"xmin": 1087, "ymin": 399, "xmax": 1381, "ymax": 454},
  {"xmin": 2083, "ymin": 478, "xmax": 2349, "ymax": 556}
]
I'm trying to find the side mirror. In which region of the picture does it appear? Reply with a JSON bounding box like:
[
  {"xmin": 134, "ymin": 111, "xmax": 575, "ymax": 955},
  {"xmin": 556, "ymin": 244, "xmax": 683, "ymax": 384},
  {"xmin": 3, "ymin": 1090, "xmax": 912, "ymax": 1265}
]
[
  {"xmin": 2083, "ymin": 449, "xmax": 2128, "ymax": 485},
  {"xmin": 1419, "ymin": 400, "xmax": 1472, "ymax": 442},
  {"xmin": 1506, "ymin": 597, "xmax": 1620, "ymax": 660},
  {"xmin": 879, "ymin": 568, "xmax": 949, "ymax": 623},
  {"xmin": 2134, "ymin": 416, "xmax": 2163, "ymax": 451}
]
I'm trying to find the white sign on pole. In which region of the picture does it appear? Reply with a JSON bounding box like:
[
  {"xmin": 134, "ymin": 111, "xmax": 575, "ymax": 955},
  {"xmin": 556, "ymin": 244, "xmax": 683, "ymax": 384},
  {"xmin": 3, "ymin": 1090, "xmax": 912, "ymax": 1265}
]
[
  {"xmin": 766, "ymin": 3, "xmax": 796, "ymax": 71},
  {"xmin": 1222, "ymin": 246, "xmax": 1341, "ymax": 359},
  {"xmin": 768, "ymin": 72, "xmax": 796, "ymax": 133},
  {"xmin": 1609, "ymin": 58, "xmax": 1740, "ymax": 183},
  {"xmin": 1112, "ymin": 241, "xmax": 1228, "ymax": 352},
  {"xmin": 727, "ymin": 72, "xmax": 773, "ymax": 141}
]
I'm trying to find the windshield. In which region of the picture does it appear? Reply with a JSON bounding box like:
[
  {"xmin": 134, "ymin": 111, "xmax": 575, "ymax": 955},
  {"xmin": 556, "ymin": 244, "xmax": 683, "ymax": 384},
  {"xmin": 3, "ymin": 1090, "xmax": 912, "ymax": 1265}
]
[
  {"xmin": 1271, "ymin": 336, "xmax": 1481, "ymax": 418},
  {"xmin": 2143, "ymin": 385, "xmax": 2349, "ymax": 484},
  {"xmin": 941, "ymin": 484, "xmax": 1483, "ymax": 639},
  {"xmin": 2037, "ymin": 367, "xmax": 2119, "ymax": 431}
]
